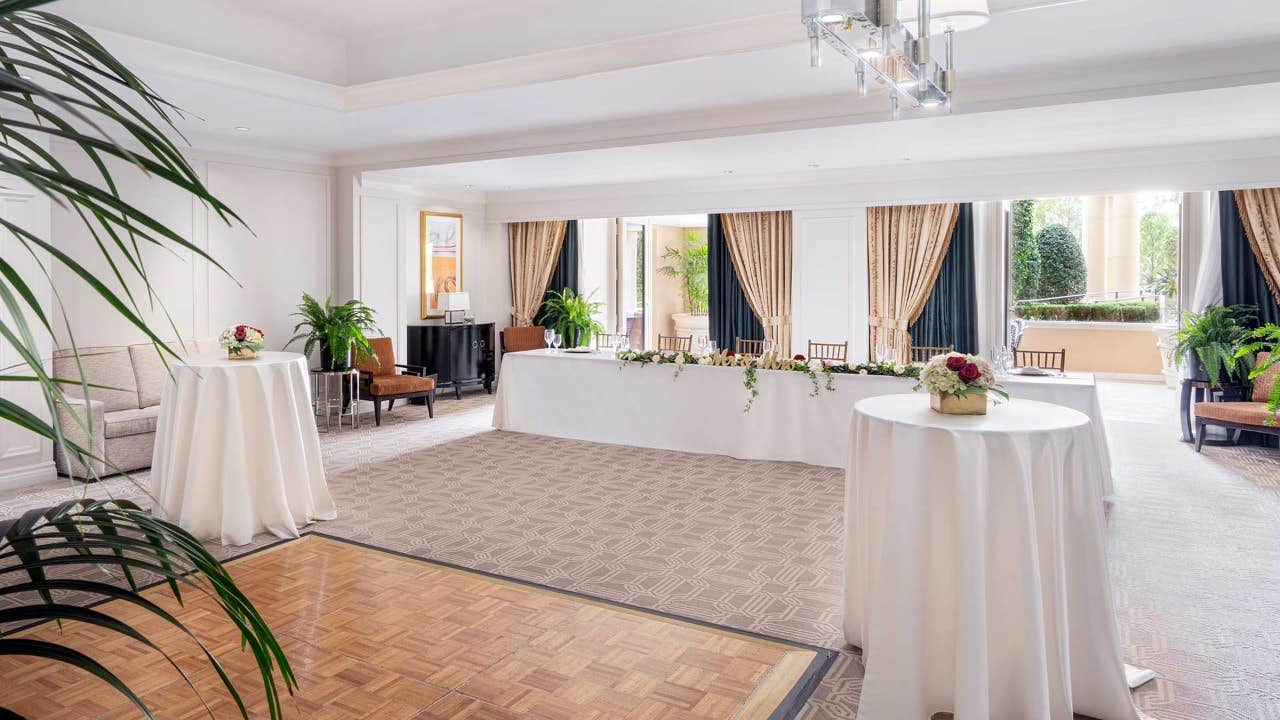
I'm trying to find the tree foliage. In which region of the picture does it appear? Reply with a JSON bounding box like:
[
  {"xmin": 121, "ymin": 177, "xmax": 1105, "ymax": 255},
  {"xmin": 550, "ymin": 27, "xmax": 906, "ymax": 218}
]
[
  {"xmin": 1011, "ymin": 200, "xmax": 1040, "ymax": 301},
  {"xmin": 1140, "ymin": 211, "xmax": 1178, "ymax": 298},
  {"xmin": 1035, "ymin": 224, "xmax": 1087, "ymax": 302}
]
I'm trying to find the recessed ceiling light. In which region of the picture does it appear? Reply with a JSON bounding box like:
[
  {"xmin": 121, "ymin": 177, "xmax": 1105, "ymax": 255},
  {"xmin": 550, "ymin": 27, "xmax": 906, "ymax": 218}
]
[{"xmin": 234, "ymin": 126, "xmax": 251, "ymax": 132}]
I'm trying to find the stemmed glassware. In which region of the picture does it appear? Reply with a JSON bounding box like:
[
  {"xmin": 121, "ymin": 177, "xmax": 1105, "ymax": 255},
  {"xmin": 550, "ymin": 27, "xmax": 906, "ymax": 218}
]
[
  {"xmin": 695, "ymin": 335, "xmax": 709, "ymax": 356},
  {"xmin": 543, "ymin": 328, "xmax": 555, "ymax": 351},
  {"xmin": 552, "ymin": 332, "xmax": 563, "ymax": 352}
]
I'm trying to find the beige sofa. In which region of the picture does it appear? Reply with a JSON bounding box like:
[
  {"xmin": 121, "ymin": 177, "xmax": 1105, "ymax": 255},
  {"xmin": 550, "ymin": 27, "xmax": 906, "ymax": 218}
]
[{"xmin": 52, "ymin": 339, "xmax": 219, "ymax": 480}]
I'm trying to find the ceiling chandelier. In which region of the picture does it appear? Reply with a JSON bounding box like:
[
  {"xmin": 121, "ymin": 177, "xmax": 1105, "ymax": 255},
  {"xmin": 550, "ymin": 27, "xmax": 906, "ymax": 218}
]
[{"xmin": 802, "ymin": 0, "xmax": 990, "ymax": 116}]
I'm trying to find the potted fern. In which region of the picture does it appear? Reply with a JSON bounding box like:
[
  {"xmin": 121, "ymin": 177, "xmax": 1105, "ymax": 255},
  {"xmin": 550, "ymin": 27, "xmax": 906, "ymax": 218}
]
[
  {"xmin": 539, "ymin": 288, "xmax": 605, "ymax": 348},
  {"xmin": 287, "ymin": 294, "xmax": 381, "ymax": 370},
  {"xmin": 1170, "ymin": 304, "xmax": 1257, "ymax": 389},
  {"xmin": 1238, "ymin": 323, "xmax": 1280, "ymax": 422}
]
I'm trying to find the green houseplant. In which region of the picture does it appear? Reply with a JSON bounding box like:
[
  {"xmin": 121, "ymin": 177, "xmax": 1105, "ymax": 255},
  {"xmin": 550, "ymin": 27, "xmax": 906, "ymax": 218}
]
[
  {"xmin": 657, "ymin": 230, "xmax": 709, "ymax": 315},
  {"xmin": 538, "ymin": 288, "xmax": 604, "ymax": 348},
  {"xmin": 287, "ymin": 293, "xmax": 380, "ymax": 370},
  {"xmin": 0, "ymin": 3, "xmax": 294, "ymax": 717},
  {"xmin": 1170, "ymin": 304, "xmax": 1257, "ymax": 388}
]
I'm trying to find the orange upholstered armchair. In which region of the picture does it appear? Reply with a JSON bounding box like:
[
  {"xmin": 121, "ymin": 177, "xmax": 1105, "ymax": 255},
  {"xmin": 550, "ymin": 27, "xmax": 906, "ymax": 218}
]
[
  {"xmin": 355, "ymin": 337, "xmax": 436, "ymax": 426},
  {"xmin": 1194, "ymin": 351, "xmax": 1280, "ymax": 451},
  {"xmin": 501, "ymin": 325, "xmax": 548, "ymax": 353}
]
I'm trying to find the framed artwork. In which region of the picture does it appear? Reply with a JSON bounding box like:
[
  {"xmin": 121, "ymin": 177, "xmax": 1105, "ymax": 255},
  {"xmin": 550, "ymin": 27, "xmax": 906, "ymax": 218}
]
[{"xmin": 420, "ymin": 211, "xmax": 463, "ymax": 318}]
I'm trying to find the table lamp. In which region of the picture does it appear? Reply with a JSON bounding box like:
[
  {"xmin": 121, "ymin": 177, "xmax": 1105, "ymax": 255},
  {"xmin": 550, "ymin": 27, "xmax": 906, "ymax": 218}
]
[{"xmin": 439, "ymin": 292, "xmax": 471, "ymax": 324}]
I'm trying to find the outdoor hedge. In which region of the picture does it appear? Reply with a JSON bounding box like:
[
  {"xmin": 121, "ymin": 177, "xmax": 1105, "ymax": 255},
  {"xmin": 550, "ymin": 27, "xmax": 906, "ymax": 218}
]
[
  {"xmin": 1035, "ymin": 223, "xmax": 1087, "ymax": 301},
  {"xmin": 1014, "ymin": 301, "xmax": 1161, "ymax": 323}
]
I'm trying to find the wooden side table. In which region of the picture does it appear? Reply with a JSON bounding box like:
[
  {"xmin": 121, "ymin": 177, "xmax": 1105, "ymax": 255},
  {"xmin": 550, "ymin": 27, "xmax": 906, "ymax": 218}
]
[{"xmin": 1179, "ymin": 379, "xmax": 1245, "ymax": 444}]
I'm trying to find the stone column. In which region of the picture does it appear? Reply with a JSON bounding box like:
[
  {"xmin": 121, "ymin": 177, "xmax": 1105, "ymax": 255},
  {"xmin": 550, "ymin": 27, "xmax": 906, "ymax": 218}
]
[
  {"xmin": 1082, "ymin": 195, "xmax": 1109, "ymax": 296},
  {"xmin": 1107, "ymin": 193, "xmax": 1141, "ymax": 297}
]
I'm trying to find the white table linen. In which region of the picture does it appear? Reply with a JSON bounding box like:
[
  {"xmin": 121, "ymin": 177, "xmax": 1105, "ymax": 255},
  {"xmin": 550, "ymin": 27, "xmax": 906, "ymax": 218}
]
[
  {"xmin": 492, "ymin": 350, "xmax": 1114, "ymax": 494},
  {"xmin": 843, "ymin": 394, "xmax": 1136, "ymax": 720},
  {"xmin": 150, "ymin": 351, "xmax": 336, "ymax": 546}
]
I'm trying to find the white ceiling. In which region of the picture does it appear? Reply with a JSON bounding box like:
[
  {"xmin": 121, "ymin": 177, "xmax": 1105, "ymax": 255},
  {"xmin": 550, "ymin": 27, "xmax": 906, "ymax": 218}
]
[{"xmin": 44, "ymin": 0, "xmax": 1280, "ymax": 190}]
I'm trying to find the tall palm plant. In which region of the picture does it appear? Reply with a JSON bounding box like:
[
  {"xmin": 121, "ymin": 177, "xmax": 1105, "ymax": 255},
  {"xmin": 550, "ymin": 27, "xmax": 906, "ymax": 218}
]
[{"xmin": 0, "ymin": 2, "xmax": 294, "ymax": 718}]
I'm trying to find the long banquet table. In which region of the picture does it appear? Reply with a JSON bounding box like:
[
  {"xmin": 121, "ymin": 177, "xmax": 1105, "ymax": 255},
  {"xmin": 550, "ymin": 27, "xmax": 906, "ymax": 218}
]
[{"xmin": 493, "ymin": 349, "xmax": 1115, "ymax": 494}]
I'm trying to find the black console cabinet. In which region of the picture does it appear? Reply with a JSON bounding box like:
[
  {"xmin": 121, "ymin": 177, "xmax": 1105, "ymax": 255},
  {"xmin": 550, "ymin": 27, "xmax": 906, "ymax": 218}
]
[{"xmin": 407, "ymin": 321, "xmax": 496, "ymax": 399}]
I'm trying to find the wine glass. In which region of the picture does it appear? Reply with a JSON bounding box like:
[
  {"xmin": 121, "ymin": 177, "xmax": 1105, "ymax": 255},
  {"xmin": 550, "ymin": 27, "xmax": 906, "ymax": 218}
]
[
  {"xmin": 695, "ymin": 335, "xmax": 709, "ymax": 355},
  {"xmin": 543, "ymin": 328, "xmax": 555, "ymax": 351},
  {"xmin": 552, "ymin": 332, "xmax": 563, "ymax": 351}
]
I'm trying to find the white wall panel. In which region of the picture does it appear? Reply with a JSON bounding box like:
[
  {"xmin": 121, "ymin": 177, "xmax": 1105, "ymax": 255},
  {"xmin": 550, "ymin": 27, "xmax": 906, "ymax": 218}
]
[
  {"xmin": 206, "ymin": 162, "xmax": 331, "ymax": 351},
  {"xmin": 50, "ymin": 146, "xmax": 199, "ymax": 347},
  {"xmin": 793, "ymin": 208, "xmax": 868, "ymax": 364},
  {"xmin": 358, "ymin": 195, "xmax": 403, "ymax": 357}
]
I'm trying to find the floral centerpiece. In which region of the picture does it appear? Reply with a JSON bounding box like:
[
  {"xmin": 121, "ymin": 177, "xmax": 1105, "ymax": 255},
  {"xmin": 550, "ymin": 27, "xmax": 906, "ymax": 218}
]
[
  {"xmin": 915, "ymin": 352, "xmax": 1007, "ymax": 415},
  {"xmin": 219, "ymin": 324, "xmax": 265, "ymax": 360}
]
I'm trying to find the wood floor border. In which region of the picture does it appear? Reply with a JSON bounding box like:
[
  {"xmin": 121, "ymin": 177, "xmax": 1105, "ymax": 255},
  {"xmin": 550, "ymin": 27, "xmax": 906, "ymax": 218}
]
[
  {"xmin": 300, "ymin": 532, "xmax": 837, "ymax": 720},
  {"xmin": 7, "ymin": 530, "xmax": 838, "ymax": 720}
]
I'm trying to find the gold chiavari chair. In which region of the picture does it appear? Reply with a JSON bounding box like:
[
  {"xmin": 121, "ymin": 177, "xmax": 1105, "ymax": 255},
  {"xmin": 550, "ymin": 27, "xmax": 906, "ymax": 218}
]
[
  {"xmin": 908, "ymin": 345, "xmax": 953, "ymax": 364},
  {"xmin": 1013, "ymin": 347, "xmax": 1067, "ymax": 372},
  {"xmin": 594, "ymin": 333, "xmax": 624, "ymax": 350},
  {"xmin": 735, "ymin": 338, "xmax": 765, "ymax": 357},
  {"xmin": 657, "ymin": 334, "xmax": 692, "ymax": 352},
  {"xmin": 807, "ymin": 340, "xmax": 848, "ymax": 363}
]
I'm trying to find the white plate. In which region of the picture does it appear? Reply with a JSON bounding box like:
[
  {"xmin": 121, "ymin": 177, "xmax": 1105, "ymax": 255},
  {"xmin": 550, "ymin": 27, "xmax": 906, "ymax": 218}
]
[
  {"xmin": 562, "ymin": 347, "xmax": 593, "ymax": 354},
  {"xmin": 1016, "ymin": 366, "xmax": 1049, "ymax": 376}
]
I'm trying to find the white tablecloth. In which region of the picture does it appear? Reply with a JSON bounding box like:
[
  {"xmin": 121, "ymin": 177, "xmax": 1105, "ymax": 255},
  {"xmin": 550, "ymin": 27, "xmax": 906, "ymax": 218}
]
[
  {"xmin": 150, "ymin": 351, "xmax": 336, "ymax": 546},
  {"xmin": 492, "ymin": 350, "xmax": 1114, "ymax": 494},
  {"xmin": 844, "ymin": 394, "xmax": 1136, "ymax": 720}
]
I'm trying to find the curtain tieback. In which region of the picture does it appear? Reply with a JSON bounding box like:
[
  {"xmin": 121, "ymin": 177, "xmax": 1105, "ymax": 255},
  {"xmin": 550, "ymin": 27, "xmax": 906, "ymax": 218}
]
[
  {"xmin": 764, "ymin": 315, "xmax": 788, "ymax": 328},
  {"xmin": 868, "ymin": 316, "xmax": 907, "ymax": 330}
]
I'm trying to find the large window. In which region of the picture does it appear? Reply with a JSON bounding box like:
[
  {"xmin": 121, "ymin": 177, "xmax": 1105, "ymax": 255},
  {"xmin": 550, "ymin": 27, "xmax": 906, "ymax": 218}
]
[{"xmin": 1010, "ymin": 192, "xmax": 1179, "ymax": 324}]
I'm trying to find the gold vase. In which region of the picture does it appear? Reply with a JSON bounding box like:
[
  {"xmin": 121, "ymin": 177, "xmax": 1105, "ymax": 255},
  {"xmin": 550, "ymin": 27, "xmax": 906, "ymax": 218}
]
[
  {"xmin": 228, "ymin": 347, "xmax": 259, "ymax": 360},
  {"xmin": 930, "ymin": 391, "xmax": 987, "ymax": 415}
]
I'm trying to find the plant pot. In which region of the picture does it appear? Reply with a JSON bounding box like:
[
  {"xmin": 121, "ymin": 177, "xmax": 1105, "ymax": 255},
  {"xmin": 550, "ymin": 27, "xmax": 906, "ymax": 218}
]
[
  {"xmin": 320, "ymin": 346, "xmax": 352, "ymax": 371},
  {"xmin": 930, "ymin": 391, "xmax": 988, "ymax": 415},
  {"xmin": 228, "ymin": 347, "xmax": 258, "ymax": 360},
  {"xmin": 673, "ymin": 312, "xmax": 710, "ymax": 339},
  {"xmin": 1186, "ymin": 349, "xmax": 1210, "ymax": 383}
]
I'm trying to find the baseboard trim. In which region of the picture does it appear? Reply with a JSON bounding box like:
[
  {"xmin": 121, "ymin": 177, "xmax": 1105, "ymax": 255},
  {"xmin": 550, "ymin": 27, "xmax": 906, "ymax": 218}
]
[{"xmin": 0, "ymin": 460, "xmax": 57, "ymax": 492}]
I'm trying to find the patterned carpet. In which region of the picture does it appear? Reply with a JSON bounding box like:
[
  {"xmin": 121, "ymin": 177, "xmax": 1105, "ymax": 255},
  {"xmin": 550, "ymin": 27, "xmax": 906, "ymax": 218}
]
[{"xmin": 3, "ymin": 382, "xmax": 1279, "ymax": 719}]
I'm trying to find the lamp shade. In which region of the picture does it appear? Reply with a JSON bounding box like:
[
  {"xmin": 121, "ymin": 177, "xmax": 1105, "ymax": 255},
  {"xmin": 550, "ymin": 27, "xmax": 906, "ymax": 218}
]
[
  {"xmin": 438, "ymin": 291, "xmax": 470, "ymax": 312},
  {"xmin": 896, "ymin": 0, "xmax": 989, "ymax": 34}
]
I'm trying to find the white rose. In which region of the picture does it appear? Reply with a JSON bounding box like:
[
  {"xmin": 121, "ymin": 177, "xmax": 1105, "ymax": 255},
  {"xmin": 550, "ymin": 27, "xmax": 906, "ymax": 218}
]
[{"xmin": 859, "ymin": 369, "xmax": 868, "ymax": 375}]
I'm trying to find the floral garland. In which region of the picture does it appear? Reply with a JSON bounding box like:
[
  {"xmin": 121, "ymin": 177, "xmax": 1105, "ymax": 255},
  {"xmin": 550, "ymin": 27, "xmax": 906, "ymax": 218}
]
[{"xmin": 616, "ymin": 348, "xmax": 917, "ymax": 412}]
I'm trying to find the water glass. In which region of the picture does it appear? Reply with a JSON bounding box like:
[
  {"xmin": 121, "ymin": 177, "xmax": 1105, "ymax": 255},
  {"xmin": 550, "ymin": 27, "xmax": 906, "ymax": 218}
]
[
  {"xmin": 543, "ymin": 328, "xmax": 555, "ymax": 350},
  {"xmin": 552, "ymin": 332, "xmax": 563, "ymax": 351}
]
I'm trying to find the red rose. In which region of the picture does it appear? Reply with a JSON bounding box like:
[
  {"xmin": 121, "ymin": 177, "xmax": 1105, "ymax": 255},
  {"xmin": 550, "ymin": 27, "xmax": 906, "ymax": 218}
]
[
  {"xmin": 794, "ymin": 354, "xmax": 806, "ymax": 361},
  {"xmin": 234, "ymin": 328, "xmax": 246, "ymax": 342},
  {"xmin": 726, "ymin": 350, "xmax": 736, "ymax": 357},
  {"xmin": 945, "ymin": 355, "xmax": 967, "ymax": 371},
  {"xmin": 958, "ymin": 362, "xmax": 981, "ymax": 383}
]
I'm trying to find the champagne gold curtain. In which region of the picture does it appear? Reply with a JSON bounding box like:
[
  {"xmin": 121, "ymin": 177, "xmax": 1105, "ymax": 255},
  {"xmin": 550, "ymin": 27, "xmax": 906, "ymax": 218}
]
[
  {"xmin": 720, "ymin": 211, "xmax": 793, "ymax": 356},
  {"xmin": 1233, "ymin": 189, "xmax": 1280, "ymax": 306},
  {"xmin": 867, "ymin": 203, "xmax": 961, "ymax": 359},
  {"xmin": 509, "ymin": 220, "xmax": 568, "ymax": 327}
]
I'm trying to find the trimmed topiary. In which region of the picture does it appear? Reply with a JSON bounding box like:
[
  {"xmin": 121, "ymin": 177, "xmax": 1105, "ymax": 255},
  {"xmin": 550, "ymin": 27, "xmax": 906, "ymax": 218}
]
[{"xmin": 1035, "ymin": 223, "xmax": 1087, "ymax": 302}]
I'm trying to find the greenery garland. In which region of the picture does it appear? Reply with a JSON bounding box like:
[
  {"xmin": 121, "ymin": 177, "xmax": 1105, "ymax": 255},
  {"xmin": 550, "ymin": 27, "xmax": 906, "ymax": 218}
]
[{"xmin": 615, "ymin": 350, "xmax": 916, "ymax": 411}]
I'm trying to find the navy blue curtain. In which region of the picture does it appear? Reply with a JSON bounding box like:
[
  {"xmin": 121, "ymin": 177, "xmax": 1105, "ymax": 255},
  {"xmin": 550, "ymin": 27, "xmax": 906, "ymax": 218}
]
[
  {"xmin": 1220, "ymin": 191, "xmax": 1279, "ymax": 447},
  {"xmin": 909, "ymin": 204, "xmax": 977, "ymax": 353},
  {"xmin": 543, "ymin": 220, "xmax": 579, "ymax": 302},
  {"xmin": 708, "ymin": 214, "xmax": 763, "ymax": 349},
  {"xmin": 1220, "ymin": 190, "xmax": 1280, "ymax": 327}
]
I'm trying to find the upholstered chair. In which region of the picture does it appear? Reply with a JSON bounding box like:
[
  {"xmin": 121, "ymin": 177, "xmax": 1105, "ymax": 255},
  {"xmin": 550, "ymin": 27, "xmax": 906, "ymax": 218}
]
[
  {"xmin": 501, "ymin": 325, "xmax": 548, "ymax": 353},
  {"xmin": 1194, "ymin": 351, "xmax": 1280, "ymax": 450},
  {"xmin": 355, "ymin": 337, "xmax": 436, "ymax": 426}
]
